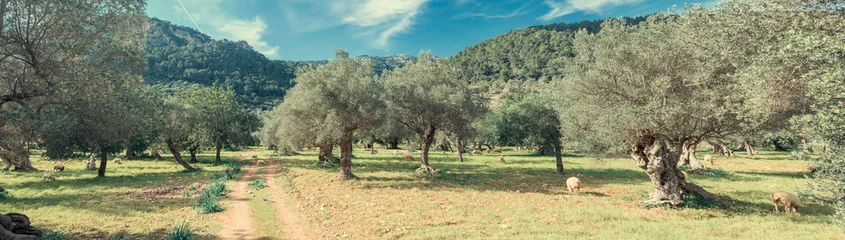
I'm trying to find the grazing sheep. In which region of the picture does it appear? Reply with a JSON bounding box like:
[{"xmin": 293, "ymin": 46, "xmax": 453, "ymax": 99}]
[
  {"xmin": 403, "ymin": 152, "xmax": 415, "ymax": 161},
  {"xmin": 771, "ymin": 191, "xmax": 801, "ymax": 215},
  {"xmin": 492, "ymin": 149, "xmax": 502, "ymax": 153},
  {"xmin": 566, "ymin": 177, "xmax": 581, "ymax": 194},
  {"xmin": 499, "ymin": 155, "xmax": 505, "ymax": 163},
  {"xmin": 472, "ymin": 150, "xmax": 482, "ymax": 155},
  {"xmin": 53, "ymin": 164, "xmax": 65, "ymax": 172},
  {"xmin": 256, "ymin": 160, "xmax": 266, "ymax": 165},
  {"xmin": 43, "ymin": 174, "xmax": 56, "ymax": 182},
  {"xmin": 703, "ymin": 155, "xmax": 714, "ymax": 165},
  {"xmin": 112, "ymin": 158, "xmax": 122, "ymax": 164}
]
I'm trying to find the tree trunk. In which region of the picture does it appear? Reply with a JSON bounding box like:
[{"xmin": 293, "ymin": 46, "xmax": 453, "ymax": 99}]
[
  {"xmin": 0, "ymin": 147, "xmax": 35, "ymax": 171},
  {"xmin": 633, "ymin": 136, "xmax": 724, "ymax": 206},
  {"xmin": 97, "ymin": 150, "xmax": 108, "ymax": 177},
  {"xmin": 679, "ymin": 142, "xmax": 705, "ymax": 170},
  {"xmin": 457, "ymin": 139, "xmax": 465, "ymax": 163},
  {"xmin": 485, "ymin": 144, "xmax": 494, "ymax": 153},
  {"xmin": 710, "ymin": 141, "xmax": 735, "ymax": 157},
  {"xmin": 337, "ymin": 134, "xmax": 356, "ymax": 180},
  {"xmin": 318, "ymin": 142, "xmax": 337, "ymax": 163},
  {"xmin": 0, "ymin": 213, "xmax": 40, "ymax": 240},
  {"xmin": 417, "ymin": 126, "xmax": 437, "ymax": 173},
  {"xmin": 743, "ymin": 139, "xmax": 757, "ymax": 157},
  {"xmin": 165, "ymin": 139, "xmax": 194, "ymax": 170},
  {"xmin": 388, "ymin": 140, "xmax": 399, "ymax": 149},
  {"xmin": 554, "ymin": 144, "xmax": 564, "ymax": 174},
  {"xmin": 189, "ymin": 148, "xmax": 198, "ymax": 163},
  {"xmin": 370, "ymin": 138, "xmax": 376, "ymax": 154},
  {"xmin": 214, "ymin": 144, "xmax": 222, "ymax": 165},
  {"xmin": 152, "ymin": 149, "xmax": 163, "ymax": 161}
]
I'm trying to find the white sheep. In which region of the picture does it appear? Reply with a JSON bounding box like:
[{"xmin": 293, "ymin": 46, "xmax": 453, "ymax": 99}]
[
  {"xmin": 112, "ymin": 158, "xmax": 122, "ymax": 164},
  {"xmin": 256, "ymin": 160, "xmax": 266, "ymax": 165},
  {"xmin": 771, "ymin": 191, "xmax": 801, "ymax": 215},
  {"xmin": 704, "ymin": 155, "xmax": 714, "ymax": 165},
  {"xmin": 43, "ymin": 174, "xmax": 56, "ymax": 182},
  {"xmin": 566, "ymin": 177, "xmax": 581, "ymax": 194},
  {"xmin": 499, "ymin": 155, "xmax": 505, "ymax": 163}
]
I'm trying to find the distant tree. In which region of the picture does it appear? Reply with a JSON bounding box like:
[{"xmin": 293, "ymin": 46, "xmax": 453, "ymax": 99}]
[
  {"xmin": 186, "ymin": 87, "xmax": 261, "ymax": 165},
  {"xmin": 498, "ymin": 96, "xmax": 564, "ymax": 174},
  {"xmin": 383, "ymin": 52, "xmax": 486, "ymax": 173}
]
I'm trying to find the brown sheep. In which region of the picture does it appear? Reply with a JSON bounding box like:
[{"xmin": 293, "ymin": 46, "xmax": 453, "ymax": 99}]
[
  {"xmin": 472, "ymin": 150, "xmax": 482, "ymax": 155},
  {"xmin": 704, "ymin": 155, "xmax": 714, "ymax": 165},
  {"xmin": 499, "ymin": 155, "xmax": 505, "ymax": 163},
  {"xmin": 492, "ymin": 149, "xmax": 502, "ymax": 153},
  {"xmin": 403, "ymin": 152, "xmax": 415, "ymax": 161},
  {"xmin": 566, "ymin": 177, "xmax": 581, "ymax": 194},
  {"xmin": 771, "ymin": 191, "xmax": 801, "ymax": 215},
  {"xmin": 256, "ymin": 160, "xmax": 266, "ymax": 165},
  {"xmin": 43, "ymin": 174, "xmax": 56, "ymax": 182},
  {"xmin": 53, "ymin": 164, "xmax": 65, "ymax": 172}
]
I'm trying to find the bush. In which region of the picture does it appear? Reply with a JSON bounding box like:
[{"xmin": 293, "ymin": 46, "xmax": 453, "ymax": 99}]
[
  {"xmin": 207, "ymin": 181, "xmax": 226, "ymax": 196},
  {"xmin": 168, "ymin": 221, "xmax": 193, "ymax": 240},
  {"xmin": 227, "ymin": 161, "xmax": 242, "ymax": 173},
  {"xmin": 249, "ymin": 179, "xmax": 267, "ymax": 189},
  {"xmin": 193, "ymin": 191, "xmax": 223, "ymax": 213},
  {"xmin": 0, "ymin": 188, "xmax": 9, "ymax": 200}
]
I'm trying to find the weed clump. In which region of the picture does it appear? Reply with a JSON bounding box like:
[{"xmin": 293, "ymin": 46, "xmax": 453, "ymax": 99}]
[
  {"xmin": 168, "ymin": 221, "xmax": 193, "ymax": 240},
  {"xmin": 249, "ymin": 179, "xmax": 267, "ymax": 189}
]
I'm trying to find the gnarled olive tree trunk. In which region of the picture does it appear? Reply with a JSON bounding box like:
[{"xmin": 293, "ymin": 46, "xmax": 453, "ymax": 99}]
[
  {"xmin": 189, "ymin": 147, "xmax": 198, "ymax": 163},
  {"xmin": 318, "ymin": 142, "xmax": 337, "ymax": 164},
  {"xmin": 633, "ymin": 136, "xmax": 726, "ymax": 206},
  {"xmin": 417, "ymin": 126, "xmax": 437, "ymax": 173},
  {"xmin": 678, "ymin": 142, "xmax": 705, "ymax": 170},
  {"xmin": 337, "ymin": 134, "xmax": 356, "ymax": 180},
  {"xmin": 710, "ymin": 141, "xmax": 735, "ymax": 156},
  {"xmin": 214, "ymin": 144, "xmax": 222, "ymax": 165},
  {"xmin": 743, "ymin": 138, "xmax": 757, "ymax": 157},
  {"xmin": 97, "ymin": 150, "xmax": 108, "ymax": 177},
  {"xmin": 0, "ymin": 147, "xmax": 35, "ymax": 171},
  {"xmin": 0, "ymin": 213, "xmax": 39, "ymax": 240},
  {"xmin": 457, "ymin": 138, "xmax": 466, "ymax": 162}
]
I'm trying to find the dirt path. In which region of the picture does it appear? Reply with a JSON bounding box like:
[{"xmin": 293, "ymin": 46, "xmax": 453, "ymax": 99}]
[
  {"xmin": 265, "ymin": 161, "xmax": 309, "ymax": 240},
  {"xmin": 220, "ymin": 164, "xmax": 258, "ymax": 240}
]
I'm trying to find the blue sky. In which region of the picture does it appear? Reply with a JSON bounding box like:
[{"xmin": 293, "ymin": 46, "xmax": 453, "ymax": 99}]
[{"xmin": 147, "ymin": 0, "xmax": 716, "ymax": 61}]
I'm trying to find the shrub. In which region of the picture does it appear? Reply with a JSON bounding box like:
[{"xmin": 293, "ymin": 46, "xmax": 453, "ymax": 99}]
[
  {"xmin": 249, "ymin": 179, "xmax": 267, "ymax": 189},
  {"xmin": 168, "ymin": 221, "xmax": 193, "ymax": 240},
  {"xmin": 193, "ymin": 191, "xmax": 223, "ymax": 213},
  {"xmin": 207, "ymin": 181, "xmax": 226, "ymax": 196},
  {"xmin": 0, "ymin": 188, "xmax": 9, "ymax": 200}
]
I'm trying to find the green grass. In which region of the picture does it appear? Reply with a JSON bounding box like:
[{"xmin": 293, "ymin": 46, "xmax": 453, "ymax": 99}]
[
  {"xmin": 246, "ymin": 165, "xmax": 287, "ymax": 239},
  {"xmin": 268, "ymin": 148, "xmax": 843, "ymax": 240},
  {"xmin": 0, "ymin": 150, "xmax": 246, "ymax": 239},
  {"xmin": 167, "ymin": 221, "xmax": 194, "ymax": 240}
]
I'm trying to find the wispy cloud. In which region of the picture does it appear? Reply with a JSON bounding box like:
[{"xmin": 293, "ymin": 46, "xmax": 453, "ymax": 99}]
[
  {"xmin": 173, "ymin": 0, "xmax": 280, "ymax": 58},
  {"xmin": 538, "ymin": 0, "xmax": 644, "ymax": 21},
  {"xmin": 453, "ymin": 1, "xmax": 531, "ymax": 20},
  {"xmin": 280, "ymin": 0, "xmax": 429, "ymax": 49}
]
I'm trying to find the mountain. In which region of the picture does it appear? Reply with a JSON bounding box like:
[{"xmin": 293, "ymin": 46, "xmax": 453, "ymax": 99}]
[
  {"xmin": 142, "ymin": 18, "xmax": 421, "ymax": 109},
  {"xmin": 450, "ymin": 16, "xmax": 648, "ymax": 83}
]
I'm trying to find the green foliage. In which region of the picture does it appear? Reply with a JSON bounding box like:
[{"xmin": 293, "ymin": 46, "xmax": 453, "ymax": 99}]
[
  {"xmin": 192, "ymin": 190, "xmax": 224, "ymax": 213},
  {"xmin": 0, "ymin": 188, "xmax": 8, "ymax": 200},
  {"xmin": 38, "ymin": 230, "xmax": 69, "ymax": 240},
  {"xmin": 249, "ymin": 179, "xmax": 268, "ymax": 189},
  {"xmin": 167, "ymin": 221, "xmax": 194, "ymax": 240}
]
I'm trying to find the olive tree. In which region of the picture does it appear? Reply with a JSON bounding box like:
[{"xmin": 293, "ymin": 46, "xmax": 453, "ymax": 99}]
[
  {"xmin": 498, "ymin": 95, "xmax": 564, "ymax": 174},
  {"xmin": 383, "ymin": 52, "xmax": 486, "ymax": 173},
  {"xmin": 0, "ymin": 0, "xmax": 146, "ymax": 170},
  {"xmin": 271, "ymin": 50, "xmax": 383, "ymax": 180},
  {"xmin": 186, "ymin": 87, "xmax": 261, "ymax": 165}
]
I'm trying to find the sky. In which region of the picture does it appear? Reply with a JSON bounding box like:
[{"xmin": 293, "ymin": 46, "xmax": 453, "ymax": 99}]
[{"xmin": 147, "ymin": 0, "xmax": 718, "ymax": 61}]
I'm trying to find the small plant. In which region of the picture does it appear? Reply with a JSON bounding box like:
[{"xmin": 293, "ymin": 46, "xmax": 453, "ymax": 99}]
[
  {"xmin": 0, "ymin": 188, "xmax": 9, "ymax": 200},
  {"xmin": 167, "ymin": 221, "xmax": 193, "ymax": 240},
  {"xmin": 251, "ymin": 155, "xmax": 258, "ymax": 159},
  {"xmin": 313, "ymin": 161, "xmax": 340, "ymax": 169},
  {"xmin": 187, "ymin": 184, "xmax": 198, "ymax": 191},
  {"xmin": 211, "ymin": 173, "xmax": 227, "ymax": 182},
  {"xmin": 193, "ymin": 191, "xmax": 223, "ymax": 213},
  {"xmin": 249, "ymin": 179, "xmax": 267, "ymax": 189},
  {"xmin": 227, "ymin": 161, "xmax": 242, "ymax": 174},
  {"xmin": 38, "ymin": 229, "xmax": 68, "ymax": 240},
  {"xmin": 182, "ymin": 190, "xmax": 191, "ymax": 198},
  {"xmin": 207, "ymin": 181, "xmax": 226, "ymax": 196}
]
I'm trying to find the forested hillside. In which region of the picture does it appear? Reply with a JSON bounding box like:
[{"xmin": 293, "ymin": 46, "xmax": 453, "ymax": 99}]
[{"xmin": 451, "ymin": 16, "xmax": 647, "ymax": 83}]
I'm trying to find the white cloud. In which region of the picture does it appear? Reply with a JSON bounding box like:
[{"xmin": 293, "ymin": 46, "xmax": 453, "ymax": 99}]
[
  {"xmin": 454, "ymin": 1, "xmax": 531, "ymax": 20},
  {"xmin": 280, "ymin": 0, "xmax": 429, "ymax": 49},
  {"xmin": 539, "ymin": 0, "xmax": 644, "ymax": 21},
  {"xmin": 173, "ymin": 0, "xmax": 280, "ymax": 58}
]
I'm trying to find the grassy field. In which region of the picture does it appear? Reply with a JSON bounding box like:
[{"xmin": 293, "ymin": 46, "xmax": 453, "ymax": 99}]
[
  {"xmin": 271, "ymin": 148, "xmax": 842, "ymax": 240},
  {"xmin": 0, "ymin": 151, "xmax": 246, "ymax": 239},
  {"xmin": 1, "ymin": 148, "xmax": 842, "ymax": 239}
]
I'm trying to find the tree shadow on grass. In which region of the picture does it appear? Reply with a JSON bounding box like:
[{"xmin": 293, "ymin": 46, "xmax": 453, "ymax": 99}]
[
  {"xmin": 40, "ymin": 227, "xmax": 222, "ymax": 240},
  {"xmin": 734, "ymin": 171, "xmax": 807, "ymax": 179}
]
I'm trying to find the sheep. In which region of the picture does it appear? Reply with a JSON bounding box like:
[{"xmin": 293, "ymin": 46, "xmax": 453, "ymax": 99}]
[
  {"xmin": 499, "ymin": 155, "xmax": 505, "ymax": 163},
  {"xmin": 403, "ymin": 152, "xmax": 415, "ymax": 161},
  {"xmin": 472, "ymin": 150, "xmax": 482, "ymax": 155},
  {"xmin": 566, "ymin": 177, "xmax": 581, "ymax": 194},
  {"xmin": 704, "ymin": 155, "xmax": 714, "ymax": 165},
  {"xmin": 43, "ymin": 174, "xmax": 56, "ymax": 182},
  {"xmin": 492, "ymin": 149, "xmax": 502, "ymax": 153},
  {"xmin": 112, "ymin": 158, "xmax": 122, "ymax": 164},
  {"xmin": 256, "ymin": 160, "xmax": 266, "ymax": 165},
  {"xmin": 770, "ymin": 191, "xmax": 801, "ymax": 215},
  {"xmin": 53, "ymin": 164, "xmax": 65, "ymax": 172}
]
